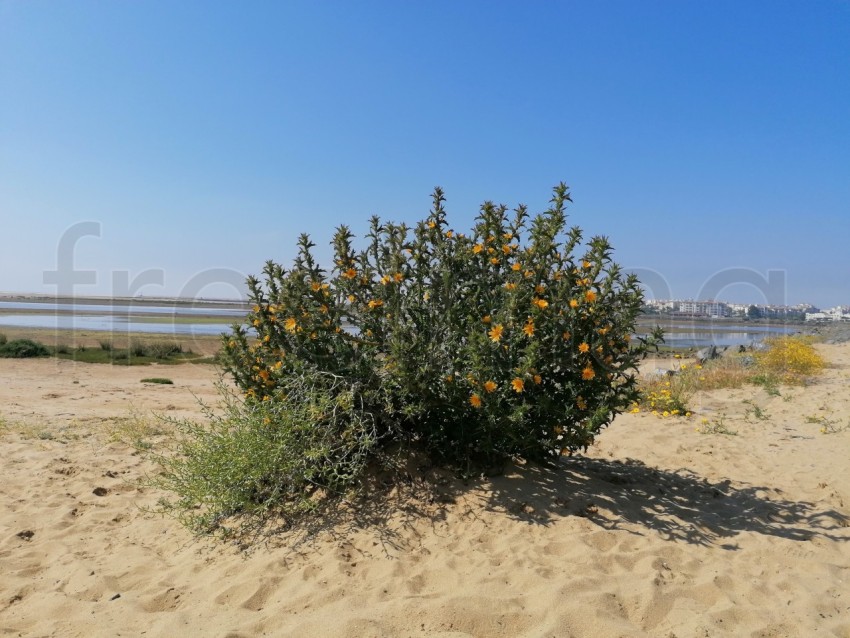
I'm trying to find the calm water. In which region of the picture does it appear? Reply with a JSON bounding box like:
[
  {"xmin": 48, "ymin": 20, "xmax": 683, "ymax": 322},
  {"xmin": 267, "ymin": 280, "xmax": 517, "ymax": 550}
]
[
  {"xmin": 638, "ymin": 323, "xmax": 798, "ymax": 348},
  {"xmin": 0, "ymin": 300, "xmax": 248, "ymax": 336},
  {"xmin": 0, "ymin": 300, "xmax": 799, "ymax": 344}
]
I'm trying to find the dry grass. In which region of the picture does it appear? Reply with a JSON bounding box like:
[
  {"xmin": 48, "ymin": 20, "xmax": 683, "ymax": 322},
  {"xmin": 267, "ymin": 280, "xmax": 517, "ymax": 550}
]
[{"xmin": 636, "ymin": 337, "xmax": 826, "ymax": 418}]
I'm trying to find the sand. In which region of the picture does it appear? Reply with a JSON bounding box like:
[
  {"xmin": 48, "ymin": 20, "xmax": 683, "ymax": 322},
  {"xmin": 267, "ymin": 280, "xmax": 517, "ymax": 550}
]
[{"xmin": 1, "ymin": 346, "xmax": 849, "ymax": 637}]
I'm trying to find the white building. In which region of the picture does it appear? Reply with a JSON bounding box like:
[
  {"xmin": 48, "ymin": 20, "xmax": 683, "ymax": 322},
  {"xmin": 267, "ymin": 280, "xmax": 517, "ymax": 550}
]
[
  {"xmin": 678, "ymin": 300, "xmax": 730, "ymax": 317},
  {"xmin": 805, "ymin": 306, "xmax": 850, "ymax": 322}
]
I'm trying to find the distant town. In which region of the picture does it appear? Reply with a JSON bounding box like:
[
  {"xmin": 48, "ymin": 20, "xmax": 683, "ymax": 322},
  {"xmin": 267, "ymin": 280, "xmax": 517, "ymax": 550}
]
[{"xmin": 642, "ymin": 299, "xmax": 850, "ymax": 322}]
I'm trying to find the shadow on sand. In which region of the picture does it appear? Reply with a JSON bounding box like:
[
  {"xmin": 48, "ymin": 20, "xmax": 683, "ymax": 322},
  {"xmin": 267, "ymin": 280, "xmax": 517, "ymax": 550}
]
[
  {"xmin": 481, "ymin": 456, "xmax": 849, "ymax": 548},
  {"xmin": 251, "ymin": 455, "xmax": 848, "ymax": 555}
]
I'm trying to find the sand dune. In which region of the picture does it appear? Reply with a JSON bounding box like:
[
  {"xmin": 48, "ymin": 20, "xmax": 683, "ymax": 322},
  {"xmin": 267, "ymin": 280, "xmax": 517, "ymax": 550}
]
[{"xmin": 1, "ymin": 346, "xmax": 849, "ymax": 637}]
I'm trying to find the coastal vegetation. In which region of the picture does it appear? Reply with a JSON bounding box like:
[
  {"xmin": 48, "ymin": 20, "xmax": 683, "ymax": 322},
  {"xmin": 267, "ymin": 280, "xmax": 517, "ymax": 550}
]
[
  {"xmin": 634, "ymin": 335, "xmax": 827, "ymax": 418},
  {"xmin": 0, "ymin": 333, "xmax": 210, "ymax": 365},
  {"xmin": 144, "ymin": 184, "xmax": 662, "ymax": 538}
]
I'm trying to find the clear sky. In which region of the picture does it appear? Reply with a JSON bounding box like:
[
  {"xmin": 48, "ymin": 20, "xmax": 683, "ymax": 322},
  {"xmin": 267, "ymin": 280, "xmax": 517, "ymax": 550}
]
[{"xmin": 2, "ymin": 1, "xmax": 848, "ymax": 307}]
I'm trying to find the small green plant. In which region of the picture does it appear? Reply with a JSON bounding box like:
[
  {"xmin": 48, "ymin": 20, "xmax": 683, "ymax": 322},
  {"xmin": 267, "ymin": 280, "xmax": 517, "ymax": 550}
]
[
  {"xmin": 805, "ymin": 414, "xmax": 847, "ymax": 434},
  {"xmin": 129, "ymin": 340, "xmax": 184, "ymax": 360},
  {"xmin": 0, "ymin": 339, "xmax": 50, "ymax": 358},
  {"xmin": 743, "ymin": 399, "xmax": 769, "ymax": 422},
  {"xmin": 141, "ymin": 377, "xmax": 174, "ymax": 385},
  {"xmin": 751, "ymin": 373, "xmax": 781, "ymax": 396},
  {"xmin": 99, "ymin": 340, "xmax": 113, "ymax": 351},
  {"xmin": 145, "ymin": 377, "xmax": 382, "ymax": 537},
  {"xmin": 0, "ymin": 333, "xmax": 6, "ymax": 346},
  {"xmin": 108, "ymin": 411, "xmax": 169, "ymax": 450},
  {"xmin": 697, "ymin": 414, "xmax": 737, "ymax": 436},
  {"xmin": 54, "ymin": 343, "xmax": 72, "ymax": 355}
]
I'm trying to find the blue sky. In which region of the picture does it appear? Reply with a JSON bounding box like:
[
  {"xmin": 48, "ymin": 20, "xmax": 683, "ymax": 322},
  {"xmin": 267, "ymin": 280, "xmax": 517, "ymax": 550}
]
[{"xmin": 2, "ymin": 1, "xmax": 848, "ymax": 307}]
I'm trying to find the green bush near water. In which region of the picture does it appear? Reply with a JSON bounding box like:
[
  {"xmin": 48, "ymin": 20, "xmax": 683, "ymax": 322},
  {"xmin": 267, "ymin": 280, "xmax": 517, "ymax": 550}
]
[
  {"xmin": 147, "ymin": 184, "xmax": 660, "ymax": 538},
  {"xmin": 0, "ymin": 339, "xmax": 50, "ymax": 358}
]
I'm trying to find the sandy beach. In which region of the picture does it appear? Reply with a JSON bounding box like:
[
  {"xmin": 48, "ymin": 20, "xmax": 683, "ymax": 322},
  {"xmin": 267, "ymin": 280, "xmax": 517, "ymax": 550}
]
[{"xmin": 1, "ymin": 345, "xmax": 848, "ymax": 637}]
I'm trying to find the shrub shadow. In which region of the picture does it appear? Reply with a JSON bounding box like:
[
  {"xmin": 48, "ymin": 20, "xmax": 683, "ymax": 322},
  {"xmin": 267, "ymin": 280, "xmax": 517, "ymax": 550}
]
[{"xmin": 479, "ymin": 456, "xmax": 850, "ymax": 547}]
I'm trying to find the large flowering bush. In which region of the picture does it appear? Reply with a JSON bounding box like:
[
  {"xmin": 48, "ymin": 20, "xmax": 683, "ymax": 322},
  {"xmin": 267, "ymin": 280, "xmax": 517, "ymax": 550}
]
[
  {"xmin": 223, "ymin": 184, "xmax": 654, "ymax": 466},
  {"xmin": 151, "ymin": 184, "xmax": 658, "ymax": 536}
]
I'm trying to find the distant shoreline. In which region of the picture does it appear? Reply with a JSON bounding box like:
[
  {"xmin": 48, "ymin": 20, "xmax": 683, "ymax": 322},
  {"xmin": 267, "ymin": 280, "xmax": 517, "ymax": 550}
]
[{"xmin": 0, "ymin": 293, "xmax": 250, "ymax": 309}]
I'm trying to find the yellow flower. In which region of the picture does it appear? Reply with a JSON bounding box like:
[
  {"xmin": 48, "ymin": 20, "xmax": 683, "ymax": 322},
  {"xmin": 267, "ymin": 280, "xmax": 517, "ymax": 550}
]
[
  {"xmin": 274, "ymin": 360, "xmax": 283, "ymax": 370},
  {"xmin": 473, "ymin": 244, "xmax": 484, "ymax": 254},
  {"xmin": 523, "ymin": 320, "xmax": 535, "ymax": 337},
  {"xmin": 562, "ymin": 331, "xmax": 571, "ymax": 340},
  {"xmin": 505, "ymin": 282, "xmax": 517, "ymax": 290},
  {"xmin": 631, "ymin": 407, "xmax": 640, "ymax": 413},
  {"xmin": 569, "ymin": 299, "xmax": 579, "ymax": 309},
  {"xmin": 368, "ymin": 299, "xmax": 384, "ymax": 309},
  {"xmin": 428, "ymin": 221, "xmax": 436, "ymax": 229},
  {"xmin": 482, "ymin": 315, "xmax": 491, "ymax": 324},
  {"xmin": 511, "ymin": 262, "xmax": 521, "ymax": 271},
  {"xmin": 582, "ymin": 260, "xmax": 592, "ymax": 269},
  {"xmin": 524, "ymin": 269, "xmax": 534, "ymax": 278},
  {"xmin": 582, "ymin": 366, "xmax": 595, "ymax": 380},
  {"xmin": 533, "ymin": 374, "xmax": 542, "ymax": 385},
  {"xmin": 488, "ymin": 324, "xmax": 504, "ymax": 342},
  {"xmin": 511, "ymin": 378, "xmax": 525, "ymax": 393},
  {"xmin": 263, "ymin": 334, "xmax": 271, "ymax": 343},
  {"xmin": 347, "ymin": 294, "xmax": 356, "ymax": 303},
  {"xmin": 503, "ymin": 232, "xmax": 513, "ymax": 240},
  {"xmin": 483, "ymin": 380, "xmax": 497, "ymax": 393},
  {"xmin": 502, "ymin": 244, "xmax": 512, "ymax": 255},
  {"xmin": 393, "ymin": 272, "xmax": 403, "ymax": 283},
  {"xmin": 445, "ymin": 230, "xmax": 453, "ymax": 238},
  {"xmin": 252, "ymin": 305, "xmax": 260, "ymax": 313},
  {"xmin": 469, "ymin": 394, "xmax": 482, "ymax": 408},
  {"xmin": 535, "ymin": 284, "xmax": 545, "ymax": 294},
  {"xmin": 284, "ymin": 318, "xmax": 297, "ymax": 332},
  {"xmin": 532, "ymin": 298, "xmax": 549, "ymax": 309},
  {"xmin": 577, "ymin": 396, "xmax": 587, "ymax": 410},
  {"xmin": 585, "ymin": 290, "xmax": 597, "ymax": 303},
  {"xmin": 380, "ymin": 275, "xmax": 391, "ymax": 285},
  {"xmin": 490, "ymin": 257, "xmax": 500, "ymax": 265},
  {"xmin": 258, "ymin": 370, "xmax": 270, "ymax": 381},
  {"xmin": 311, "ymin": 282, "xmax": 322, "ymax": 292},
  {"xmin": 342, "ymin": 267, "xmax": 357, "ymax": 279},
  {"xmin": 578, "ymin": 342, "xmax": 590, "ymax": 353},
  {"xmin": 253, "ymin": 319, "xmax": 261, "ymax": 327}
]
